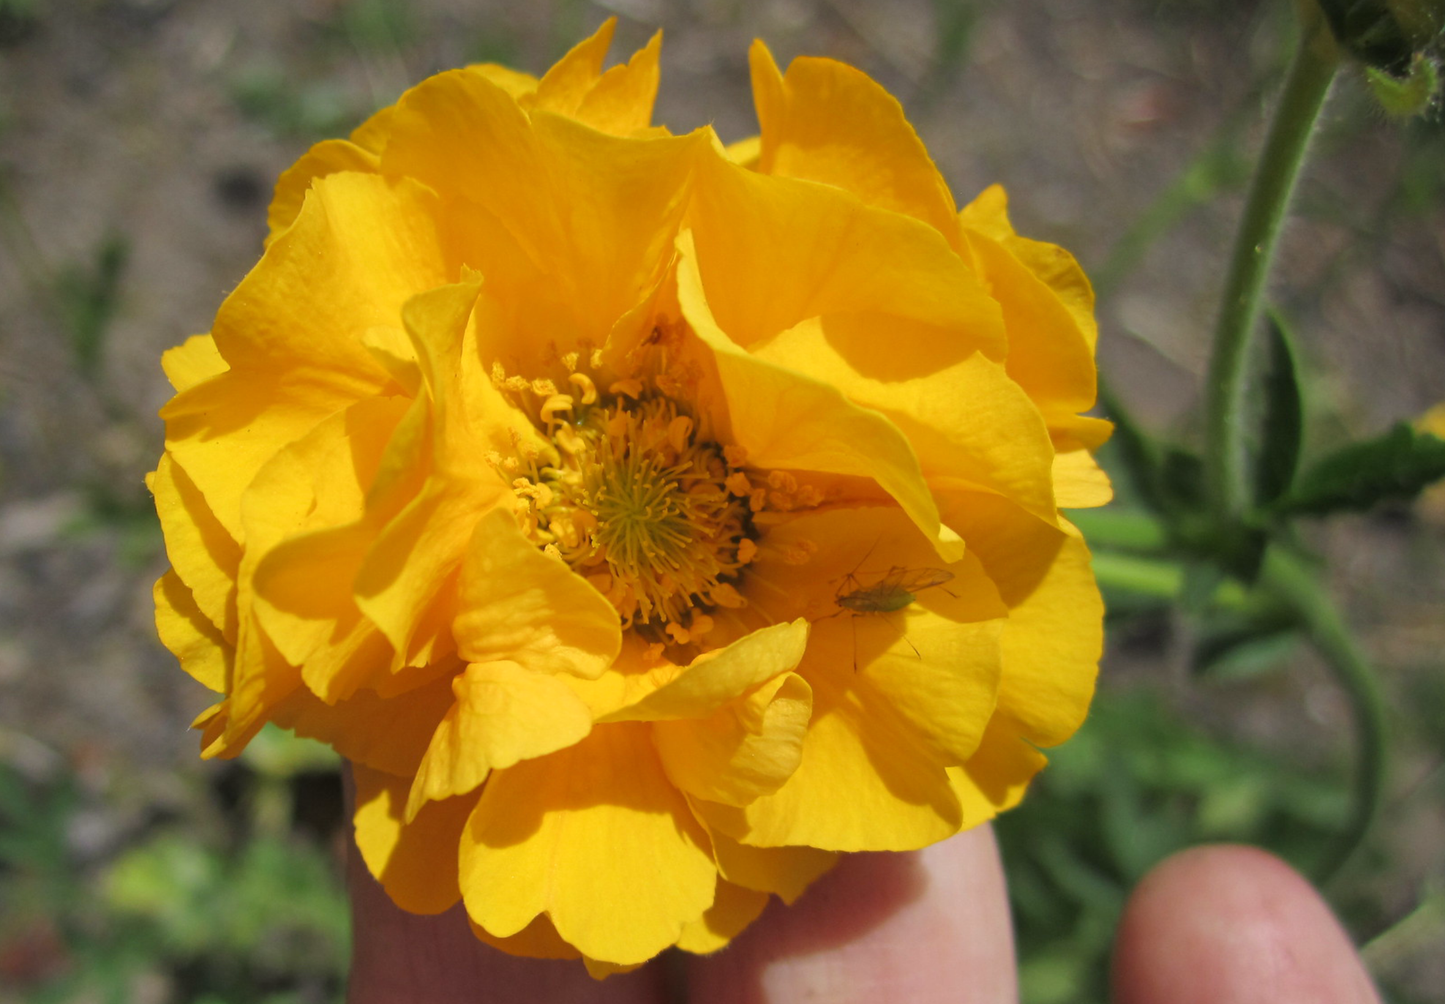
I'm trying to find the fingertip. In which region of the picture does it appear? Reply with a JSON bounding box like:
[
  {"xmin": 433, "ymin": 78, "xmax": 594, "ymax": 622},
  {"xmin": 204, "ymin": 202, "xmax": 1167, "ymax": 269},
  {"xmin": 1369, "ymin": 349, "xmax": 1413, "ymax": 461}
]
[
  {"xmin": 689, "ymin": 825, "xmax": 1015, "ymax": 1004},
  {"xmin": 1112, "ymin": 844, "xmax": 1380, "ymax": 1004}
]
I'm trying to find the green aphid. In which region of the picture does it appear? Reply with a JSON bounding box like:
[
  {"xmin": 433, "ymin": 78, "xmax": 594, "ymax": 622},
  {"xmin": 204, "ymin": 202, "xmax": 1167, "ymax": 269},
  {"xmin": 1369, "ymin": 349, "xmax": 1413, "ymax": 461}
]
[{"xmin": 834, "ymin": 566, "xmax": 956, "ymax": 613}]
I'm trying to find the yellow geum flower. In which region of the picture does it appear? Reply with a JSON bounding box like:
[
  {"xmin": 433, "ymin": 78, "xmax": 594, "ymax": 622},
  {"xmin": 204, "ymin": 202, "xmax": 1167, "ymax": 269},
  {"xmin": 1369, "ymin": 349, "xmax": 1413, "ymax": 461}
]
[{"xmin": 151, "ymin": 20, "xmax": 1109, "ymax": 972}]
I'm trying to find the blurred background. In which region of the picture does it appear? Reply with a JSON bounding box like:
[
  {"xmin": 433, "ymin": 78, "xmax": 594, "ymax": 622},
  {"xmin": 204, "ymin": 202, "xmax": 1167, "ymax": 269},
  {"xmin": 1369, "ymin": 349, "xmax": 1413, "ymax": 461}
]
[{"xmin": 0, "ymin": 0, "xmax": 1442, "ymax": 1001}]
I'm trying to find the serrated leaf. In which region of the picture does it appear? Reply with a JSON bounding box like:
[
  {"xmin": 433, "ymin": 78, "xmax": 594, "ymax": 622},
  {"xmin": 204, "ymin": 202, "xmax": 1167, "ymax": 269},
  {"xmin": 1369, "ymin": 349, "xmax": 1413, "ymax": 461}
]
[
  {"xmin": 1279, "ymin": 422, "xmax": 1445, "ymax": 515},
  {"xmin": 1254, "ymin": 311, "xmax": 1304, "ymax": 508}
]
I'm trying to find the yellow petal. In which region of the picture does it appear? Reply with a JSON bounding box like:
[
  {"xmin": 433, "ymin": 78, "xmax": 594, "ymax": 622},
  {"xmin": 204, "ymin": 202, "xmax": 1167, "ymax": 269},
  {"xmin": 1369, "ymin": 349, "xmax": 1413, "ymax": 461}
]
[
  {"xmin": 459, "ymin": 722, "xmax": 717, "ymax": 965},
  {"xmin": 963, "ymin": 225, "xmax": 1097, "ymax": 421},
  {"xmin": 526, "ymin": 17, "xmax": 617, "ymax": 117},
  {"xmin": 694, "ymin": 505, "xmax": 1013, "ymax": 850},
  {"xmin": 382, "ymin": 70, "xmax": 703, "ymax": 349},
  {"xmin": 207, "ymin": 618, "xmax": 301, "ymax": 757},
  {"xmin": 352, "ymin": 764, "xmax": 474, "ymax": 915},
  {"xmin": 151, "ymin": 453, "xmax": 240, "ymax": 639},
  {"xmin": 160, "ymin": 334, "xmax": 227, "ymax": 393},
  {"xmin": 683, "ymin": 152, "xmax": 1002, "ymax": 360},
  {"xmin": 469, "ymin": 914, "xmax": 580, "ymax": 960},
  {"xmin": 708, "ymin": 831, "xmax": 837, "ymax": 904},
  {"xmin": 215, "ymin": 171, "xmax": 450, "ymax": 384},
  {"xmin": 468, "ymin": 64, "xmax": 539, "ymax": 101},
  {"xmin": 1052, "ymin": 446, "xmax": 1113, "ymax": 509},
  {"xmin": 265, "ymin": 140, "xmax": 380, "ymax": 245},
  {"xmin": 724, "ymin": 135, "xmax": 761, "ymax": 168},
  {"xmin": 248, "ymin": 396, "xmax": 411, "ymax": 701},
  {"xmin": 961, "ymin": 184, "xmax": 1098, "ymax": 352},
  {"xmin": 353, "ymin": 280, "xmax": 510, "ymax": 664},
  {"xmin": 1052, "ymin": 414, "xmax": 1114, "ymax": 451},
  {"xmin": 572, "ymin": 31, "xmax": 662, "ymax": 136},
  {"xmin": 599, "ymin": 619, "xmax": 808, "ymax": 722},
  {"xmin": 272, "ymin": 669, "xmax": 458, "ymax": 777},
  {"xmin": 676, "ymin": 231, "xmax": 962, "ymax": 562},
  {"xmin": 153, "ymin": 571, "xmax": 229, "ymax": 692},
  {"xmin": 674, "ymin": 879, "xmax": 770, "ymax": 955},
  {"xmin": 748, "ymin": 41, "xmax": 959, "ymax": 243},
  {"xmin": 947, "ymin": 713, "xmax": 1049, "ymax": 826},
  {"xmin": 347, "ymin": 103, "xmax": 398, "ymax": 153},
  {"xmin": 454, "ymin": 507, "xmax": 621, "ymax": 679},
  {"xmin": 162, "ymin": 173, "xmax": 453, "ymax": 542},
  {"xmin": 162, "ymin": 376, "xmax": 360, "ymax": 543},
  {"xmin": 937, "ymin": 490, "xmax": 1101, "ymax": 747},
  {"xmin": 752, "ymin": 315, "xmax": 1060, "ymax": 527},
  {"xmin": 693, "ymin": 658, "xmax": 964, "ymax": 851},
  {"xmin": 653, "ymin": 671, "xmax": 812, "ymax": 806},
  {"xmin": 406, "ymin": 660, "xmax": 594, "ymax": 820}
]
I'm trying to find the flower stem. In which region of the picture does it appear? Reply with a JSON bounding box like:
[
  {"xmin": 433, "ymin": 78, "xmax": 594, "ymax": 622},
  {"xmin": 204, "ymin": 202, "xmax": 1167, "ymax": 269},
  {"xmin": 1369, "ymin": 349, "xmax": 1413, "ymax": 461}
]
[
  {"xmin": 1262, "ymin": 548, "xmax": 1389, "ymax": 884},
  {"xmin": 1205, "ymin": 21, "xmax": 1338, "ymax": 524}
]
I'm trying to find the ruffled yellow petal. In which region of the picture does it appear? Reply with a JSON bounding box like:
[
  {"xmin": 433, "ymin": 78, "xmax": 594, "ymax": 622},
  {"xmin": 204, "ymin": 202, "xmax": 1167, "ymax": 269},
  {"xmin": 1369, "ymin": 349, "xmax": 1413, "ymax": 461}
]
[
  {"xmin": 653, "ymin": 671, "xmax": 813, "ymax": 806},
  {"xmin": 947, "ymin": 713, "xmax": 1049, "ymax": 826},
  {"xmin": 676, "ymin": 230, "xmax": 963, "ymax": 562},
  {"xmin": 153, "ymin": 571, "xmax": 229, "ymax": 692},
  {"xmin": 674, "ymin": 879, "xmax": 770, "ymax": 955},
  {"xmin": 382, "ymin": 71, "xmax": 703, "ymax": 352},
  {"xmin": 1052, "ymin": 446, "xmax": 1114, "ymax": 509},
  {"xmin": 454, "ymin": 508, "xmax": 620, "ymax": 679},
  {"xmin": 469, "ymin": 64, "xmax": 538, "ymax": 101},
  {"xmin": 598, "ymin": 619, "xmax": 808, "ymax": 722},
  {"xmin": 708, "ymin": 831, "xmax": 837, "ymax": 904},
  {"xmin": 160, "ymin": 334, "xmax": 227, "ymax": 393},
  {"xmin": 206, "ymin": 622, "xmax": 301, "ymax": 758},
  {"xmin": 961, "ymin": 184, "xmax": 1098, "ymax": 352},
  {"xmin": 216, "ymin": 172, "xmax": 449, "ymax": 384},
  {"xmin": 695, "ymin": 505, "xmax": 1008, "ymax": 850},
  {"xmin": 684, "ymin": 151, "xmax": 1002, "ymax": 361},
  {"xmin": 459, "ymin": 722, "xmax": 716, "ymax": 965},
  {"xmin": 469, "ymin": 914, "xmax": 580, "ymax": 960},
  {"xmin": 406, "ymin": 660, "xmax": 594, "ymax": 819},
  {"xmin": 353, "ymin": 279, "xmax": 509, "ymax": 666},
  {"xmin": 352, "ymin": 764, "xmax": 474, "ymax": 915},
  {"xmin": 248, "ymin": 397, "xmax": 410, "ymax": 701},
  {"xmin": 162, "ymin": 377, "xmax": 360, "ymax": 544},
  {"xmin": 963, "ymin": 224, "xmax": 1096, "ymax": 420},
  {"xmin": 272, "ymin": 670, "xmax": 457, "ymax": 777},
  {"xmin": 150, "ymin": 453, "xmax": 240, "ymax": 640},
  {"xmin": 544, "ymin": 29, "xmax": 662, "ymax": 137},
  {"xmin": 265, "ymin": 140, "xmax": 380, "ymax": 245},
  {"xmin": 752, "ymin": 316, "xmax": 1060, "ymax": 526},
  {"xmin": 162, "ymin": 173, "xmax": 452, "ymax": 541},
  {"xmin": 525, "ymin": 18, "xmax": 617, "ymax": 117},
  {"xmin": 693, "ymin": 658, "xmax": 964, "ymax": 851},
  {"xmin": 938, "ymin": 490, "xmax": 1101, "ymax": 747},
  {"xmin": 748, "ymin": 41, "xmax": 959, "ymax": 243}
]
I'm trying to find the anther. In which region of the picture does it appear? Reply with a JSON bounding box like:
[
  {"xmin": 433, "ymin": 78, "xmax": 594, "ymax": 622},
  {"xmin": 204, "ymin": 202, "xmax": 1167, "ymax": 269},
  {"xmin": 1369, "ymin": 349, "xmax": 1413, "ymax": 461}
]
[{"xmin": 568, "ymin": 372, "xmax": 598, "ymax": 405}]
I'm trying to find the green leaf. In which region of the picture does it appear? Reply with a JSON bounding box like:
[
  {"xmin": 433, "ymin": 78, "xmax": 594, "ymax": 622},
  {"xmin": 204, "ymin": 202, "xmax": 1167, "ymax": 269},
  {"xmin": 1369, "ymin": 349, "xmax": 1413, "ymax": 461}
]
[
  {"xmin": 1253, "ymin": 311, "xmax": 1304, "ymax": 508},
  {"xmin": 1278, "ymin": 422, "xmax": 1445, "ymax": 515}
]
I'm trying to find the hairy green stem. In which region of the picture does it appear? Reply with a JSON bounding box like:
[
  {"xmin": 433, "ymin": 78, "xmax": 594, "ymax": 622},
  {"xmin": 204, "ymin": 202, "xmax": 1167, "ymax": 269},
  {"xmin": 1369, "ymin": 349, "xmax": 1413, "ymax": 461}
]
[
  {"xmin": 1262, "ymin": 549, "xmax": 1389, "ymax": 884},
  {"xmin": 1205, "ymin": 24, "xmax": 1338, "ymax": 523}
]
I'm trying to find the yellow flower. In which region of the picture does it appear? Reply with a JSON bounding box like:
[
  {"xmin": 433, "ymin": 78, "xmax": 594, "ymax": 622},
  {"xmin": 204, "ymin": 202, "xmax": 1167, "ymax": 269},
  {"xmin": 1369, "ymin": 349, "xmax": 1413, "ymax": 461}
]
[{"xmin": 151, "ymin": 21, "xmax": 1109, "ymax": 971}]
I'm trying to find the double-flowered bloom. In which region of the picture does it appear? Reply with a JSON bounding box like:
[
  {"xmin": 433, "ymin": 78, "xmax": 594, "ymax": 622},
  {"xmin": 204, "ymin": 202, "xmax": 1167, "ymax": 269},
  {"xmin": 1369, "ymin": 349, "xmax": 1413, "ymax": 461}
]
[{"xmin": 152, "ymin": 21, "xmax": 1111, "ymax": 973}]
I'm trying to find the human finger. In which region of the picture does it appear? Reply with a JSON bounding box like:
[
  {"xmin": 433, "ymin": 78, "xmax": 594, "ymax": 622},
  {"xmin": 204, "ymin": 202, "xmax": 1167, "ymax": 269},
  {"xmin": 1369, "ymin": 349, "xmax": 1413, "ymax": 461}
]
[
  {"xmin": 1111, "ymin": 844, "xmax": 1380, "ymax": 1004},
  {"xmin": 687, "ymin": 824, "xmax": 1016, "ymax": 1004}
]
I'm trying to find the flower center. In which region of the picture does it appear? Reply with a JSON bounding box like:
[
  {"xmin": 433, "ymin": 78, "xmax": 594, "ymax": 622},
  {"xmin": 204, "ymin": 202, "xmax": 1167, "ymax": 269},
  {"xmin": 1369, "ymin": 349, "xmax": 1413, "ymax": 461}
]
[{"xmin": 491, "ymin": 349, "xmax": 776, "ymax": 644}]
